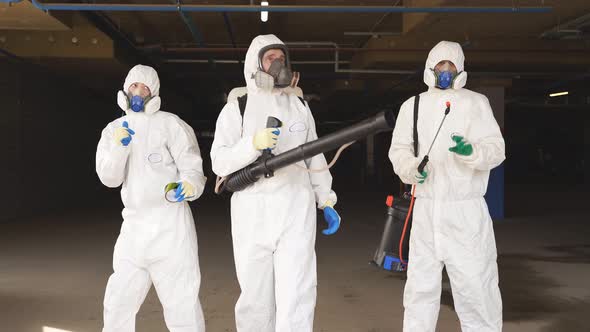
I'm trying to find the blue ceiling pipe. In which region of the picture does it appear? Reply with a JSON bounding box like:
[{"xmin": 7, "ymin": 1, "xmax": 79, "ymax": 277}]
[{"xmin": 29, "ymin": 1, "xmax": 552, "ymax": 13}]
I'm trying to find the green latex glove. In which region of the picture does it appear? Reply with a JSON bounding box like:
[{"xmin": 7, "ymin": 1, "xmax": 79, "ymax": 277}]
[
  {"xmin": 415, "ymin": 170, "xmax": 428, "ymax": 184},
  {"xmin": 449, "ymin": 135, "xmax": 473, "ymax": 156}
]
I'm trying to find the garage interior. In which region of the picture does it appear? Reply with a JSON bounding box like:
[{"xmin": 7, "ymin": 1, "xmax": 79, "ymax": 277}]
[{"xmin": 0, "ymin": 1, "xmax": 588, "ymax": 331}]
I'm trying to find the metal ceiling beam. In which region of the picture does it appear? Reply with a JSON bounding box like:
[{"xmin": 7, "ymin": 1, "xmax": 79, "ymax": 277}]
[
  {"xmin": 81, "ymin": 10, "xmax": 200, "ymax": 107},
  {"xmin": 540, "ymin": 12, "xmax": 590, "ymax": 39},
  {"xmin": 177, "ymin": 10, "xmax": 206, "ymax": 48},
  {"xmin": 221, "ymin": 12, "xmax": 240, "ymax": 64},
  {"xmin": 222, "ymin": 13, "xmax": 237, "ymax": 49},
  {"xmin": 172, "ymin": 0, "xmax": 214, "ymax": 66},
  {"xmin": 29, "ymin": 2, "xmax": 552, "ymax": 13},
  {"xmin": 81, "ymin": 11, "xmax": 150, "ymax": 65}
]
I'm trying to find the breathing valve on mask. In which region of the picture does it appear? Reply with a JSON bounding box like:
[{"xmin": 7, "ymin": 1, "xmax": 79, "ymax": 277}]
[
  {"xmin": 128, "ymin": 93, "xmax": 150, "ymax": 113},
  {"xmin": 436, "ymin": 71, "xmax": 455, "ymax": 90}
]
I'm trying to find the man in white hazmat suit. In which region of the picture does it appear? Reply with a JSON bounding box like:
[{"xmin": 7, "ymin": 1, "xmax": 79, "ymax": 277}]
[
  {"xmin": 96, "ymin": 64, "xmax": 207, "ymax": 332},
  {"xmin": 210, "ymin": 35, "xmax": 341, "ymax": 332},
  {"xmin": 389, "ymin": 41, "xmax": 505, "ymax": 331}
]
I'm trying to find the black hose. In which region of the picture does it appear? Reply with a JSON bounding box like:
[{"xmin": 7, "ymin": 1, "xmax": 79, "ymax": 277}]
[
  {"xmin": 219, "ymin": 110, "xmax": 396, "ymax": 194},
  {"xmin": 223, "ymin": 164, "xmax": 260, "ymax": 192}
]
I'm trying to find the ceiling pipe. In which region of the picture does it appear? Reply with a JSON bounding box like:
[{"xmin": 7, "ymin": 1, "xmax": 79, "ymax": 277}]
[
  {"xmin": 361, "ymin": 0, "xmax": 402, "ymax": 47},
  {"xmin": 540, "ymin": 12, "xmax": 590, "ymax": 39},
  {"xmin": 221, "ymin": 12, "xmax": 240, "ymax": 64},
  {"xmin": 0, "ymin": 47, "xmax": 26, "ymax": 62},
  {"xmin": 160, "ymin": 41, "xmax": 588, "ymax": 76},
  {"xmin": 172, "ymin": 0, "xmax": 214, "ymax": 66},
  {"xmin": 29, "ymin": 1, "xmax": 552, "ymax": 13},
  {"xmin": 176, "ymin": 65, "xmax": 571, "ymax": 78},
  {"xmin": 185, "ymin": 41, "xmax": 417, "ymax": 75},
  {"xmin": 164, "ymin": 59, "xmax": 352, "ymax": 65},
  {"xmin": 287, "ymin": 41, "xmax": 417, "ymax": 75},
  {"xmin": 78, "ymin": 5, "xmax": 201, "ymax": 106},
  {"xmin": 176, "ymin": 1, "xmax": 206, "ymax": 48},
  {"xmin": 343, "ymin": 32, "xmax": 401, "ymax": 37},
  {"xmin": 157, "ymin": 47, "xmax": 582, "ymax": 54},
  {"xmin": 81, "ymin": 11, "xmax": 153, "ymax": 65},
  {"xmin": 222, "ymin": 13, "xmax": 238, "ymax": 49}
]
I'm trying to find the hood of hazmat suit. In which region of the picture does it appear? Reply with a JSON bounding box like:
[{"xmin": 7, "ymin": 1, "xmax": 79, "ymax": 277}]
[{"xmin": 423, "ymin": 40, "xmax": 468, "ymax": 90}]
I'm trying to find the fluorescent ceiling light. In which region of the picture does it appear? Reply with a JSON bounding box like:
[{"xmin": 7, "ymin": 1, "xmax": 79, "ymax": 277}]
[
  {"xmin": 261, "ymin": 2, "xmax": 269, "ymax": 22},
  {"xmin": 549, "ymin": 91, "xmax": 569, "ymax": 97}
]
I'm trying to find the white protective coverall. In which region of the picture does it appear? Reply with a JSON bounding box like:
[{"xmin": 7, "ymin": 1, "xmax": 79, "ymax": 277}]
[
  {"xmin": 389, "ymin": 41, "xmax": 505, "ymax": 332},
  {"xmin": 210, "ymin": 35, "xmax": 337, "ymax": 332},
  {"xmin": 96, "ymin": 65, "xmax": 207, "ymax": 332}
]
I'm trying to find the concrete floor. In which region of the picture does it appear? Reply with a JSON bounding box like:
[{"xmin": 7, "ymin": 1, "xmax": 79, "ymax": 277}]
[{"xmin": 1, "ymin": 189, "xmax": 589, "ymax": 332}]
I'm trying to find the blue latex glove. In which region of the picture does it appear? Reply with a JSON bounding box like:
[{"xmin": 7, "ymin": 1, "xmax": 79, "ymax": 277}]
[
  {"xmin": 173, "ymin": 181, "xmax": 195, "ymax": 202},
  {"xmin": 322, "ymin": 206, "xmax": 341, "ymax": 235},
  {"xmin": 114, "ymin": 121, "xmax": 135, "ymax": 146}
]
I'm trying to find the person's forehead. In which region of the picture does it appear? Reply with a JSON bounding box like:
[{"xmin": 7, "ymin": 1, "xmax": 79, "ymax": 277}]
[
  {"xmin": 436, "ymin": 60, "xmax": 454, "ymax": 65},
  {"xmin": 263, "ymin": 48, "xmax": 285, "ymax": 58},
  {"xmin": 131, "ymin": 82, "xmax": 150, "ymax": 89}
]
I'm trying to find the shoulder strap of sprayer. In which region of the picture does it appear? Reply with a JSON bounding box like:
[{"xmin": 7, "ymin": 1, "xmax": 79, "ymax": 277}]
[
  {"xmin": 413, "ymin": 95, "xmax": 420, "ymax": 158},
  {"xmin": 237, "ymin": 94, "xmax": 248, "ymax": 124},
  {"xmin": 237, "ymin": 94, "xmax": 248, "ymax": 137},
  {"xmin": 297, "ymin": 96, "xmax": 306, "ymax": 106},
  {"xmin": 236, "ymin": 93, "xmax": 306, "ymax": 136}
]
